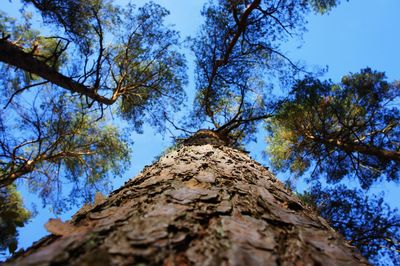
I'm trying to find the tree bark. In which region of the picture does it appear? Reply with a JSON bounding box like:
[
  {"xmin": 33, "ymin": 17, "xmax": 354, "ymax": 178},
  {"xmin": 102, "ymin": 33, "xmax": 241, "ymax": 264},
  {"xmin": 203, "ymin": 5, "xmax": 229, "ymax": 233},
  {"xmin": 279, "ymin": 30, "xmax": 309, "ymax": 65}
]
[{"xmin": 5, "ymin": 130, "xmax": 368, "ymax": 265}]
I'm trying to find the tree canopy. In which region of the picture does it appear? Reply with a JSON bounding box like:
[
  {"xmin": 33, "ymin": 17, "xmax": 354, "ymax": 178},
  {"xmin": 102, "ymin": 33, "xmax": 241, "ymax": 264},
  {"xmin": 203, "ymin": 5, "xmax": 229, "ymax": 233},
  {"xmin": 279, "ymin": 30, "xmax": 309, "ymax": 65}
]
[
  {"xmin": 0, "ymin": 185, "xmax": 31, "ymax": 255},
  {"xmin": 1, "ymin": 1, "xmax": 186, "ymax": 107},
  {"xmin": 0, "ymin": 0, "xmax": 399, "ymax": 264},
  {"xmin": 0, "ymin": 0, "xmax": 188, "ymax": 198},
  {"xmin": 189, "ymin": 0, "xmax": 309, "ymax": 142},
  {"xmin": 266, "ymin": 68, "xmax": 400, "ymax": 189}
]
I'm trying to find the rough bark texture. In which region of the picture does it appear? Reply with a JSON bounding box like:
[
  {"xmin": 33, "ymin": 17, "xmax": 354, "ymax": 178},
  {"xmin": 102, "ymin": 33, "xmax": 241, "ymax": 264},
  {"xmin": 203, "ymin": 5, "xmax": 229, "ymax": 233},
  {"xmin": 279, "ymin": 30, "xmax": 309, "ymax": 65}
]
[{"xmin": 5, "ymin": 131, "xmax": 368, "ymax": 265}]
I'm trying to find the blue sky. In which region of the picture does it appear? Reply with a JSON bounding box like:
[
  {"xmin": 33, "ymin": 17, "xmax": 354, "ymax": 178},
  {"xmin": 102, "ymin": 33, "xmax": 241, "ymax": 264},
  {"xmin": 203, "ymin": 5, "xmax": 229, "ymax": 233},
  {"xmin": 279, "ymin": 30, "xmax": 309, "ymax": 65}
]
[{"xmin": 1, "ymin": 0, "xmax": 400, "ymax": 257}]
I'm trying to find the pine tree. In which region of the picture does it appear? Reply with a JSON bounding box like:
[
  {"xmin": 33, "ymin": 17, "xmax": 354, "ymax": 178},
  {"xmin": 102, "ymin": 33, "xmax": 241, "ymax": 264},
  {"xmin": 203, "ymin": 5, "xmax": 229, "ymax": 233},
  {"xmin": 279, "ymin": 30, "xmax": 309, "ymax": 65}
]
[
  {"xmin": 5, "ymin": 130, "xmax": 368, "ymax": 265},
  {"xmin": 1, "ymin": 0, "xmax": 398, "ymax": 263}
]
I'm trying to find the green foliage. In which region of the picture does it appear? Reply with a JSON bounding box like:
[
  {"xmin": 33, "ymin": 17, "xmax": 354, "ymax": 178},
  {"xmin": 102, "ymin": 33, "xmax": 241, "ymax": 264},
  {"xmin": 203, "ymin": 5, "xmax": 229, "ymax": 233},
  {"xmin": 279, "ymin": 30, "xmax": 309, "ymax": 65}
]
[
  {"xmin": 308, "ymin": 0, "xmax": 342, "ymax": 13},
  {"xmin": 0, "ymin": 10, "xmax": 65, "ymax": 69},
  {"xmin": 0, "ymin": 0, "xmax": 186, "ymax": 210},
  {"xmin": 0, "ymin": 90, "xmax": 131, "ymax": 212},
  {"xmin": 0, "ymin": 185, "xmax": 31, "ymax": 254},
  {"xmin": 114, "ymin": 3, "xmax": 187, "ymax": 131},
  {"xmin": 21, "ymin": 0, "xmax": 119, "ymax": 53},
  {"xmin": 29, "ymin": 36, "xmax": 68, "ymax": 71},
  {"xmin": 266, "ymin": 68, "xmax": 400, "ymax": 188},
  {"xmin": 1, "ymin": 1, "xmax": 187, "ymax": 125},
  {"xmin": 0, "ymin": 10, "xmax": 35, "ymax": 46},
  {"xmin": 299, "ymin": 184, "xmax": 400, "ymax": 264},
  {"xmin": 0, "ymin": 11, "xmax": 66, "ymax": 85},
  {"xmin": 188, "ymin": 0, "xmax": 342, "ymax": 143}
]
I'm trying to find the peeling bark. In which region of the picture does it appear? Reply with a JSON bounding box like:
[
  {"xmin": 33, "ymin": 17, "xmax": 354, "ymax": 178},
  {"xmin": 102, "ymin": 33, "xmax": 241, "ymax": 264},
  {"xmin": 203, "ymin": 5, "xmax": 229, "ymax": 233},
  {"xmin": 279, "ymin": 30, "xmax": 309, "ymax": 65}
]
[{"xmin": 5, "ymin": 131, "xmax": 369, "ymax": 265}]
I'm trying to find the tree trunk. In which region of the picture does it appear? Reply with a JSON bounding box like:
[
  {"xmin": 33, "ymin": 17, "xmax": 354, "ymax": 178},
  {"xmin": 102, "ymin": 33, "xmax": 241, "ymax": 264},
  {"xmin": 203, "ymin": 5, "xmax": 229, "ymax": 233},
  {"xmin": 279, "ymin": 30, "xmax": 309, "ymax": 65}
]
[{"xmin": 6, "ymin": 130, "xmax": 368, "ymax": 266}]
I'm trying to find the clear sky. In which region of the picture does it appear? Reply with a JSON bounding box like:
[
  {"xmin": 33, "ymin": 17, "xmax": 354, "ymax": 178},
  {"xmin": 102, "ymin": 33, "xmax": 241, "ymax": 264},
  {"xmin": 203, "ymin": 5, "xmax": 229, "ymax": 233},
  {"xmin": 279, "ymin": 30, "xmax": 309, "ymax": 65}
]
[{"xmin": 1, "ymin": 0, "xmax": 400, "ymax": 258}]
